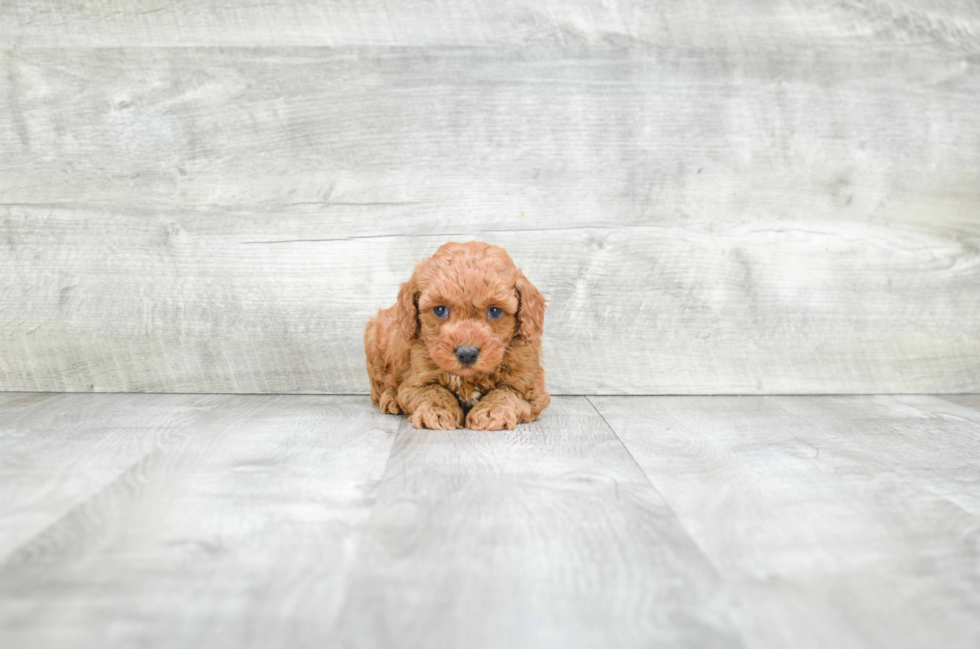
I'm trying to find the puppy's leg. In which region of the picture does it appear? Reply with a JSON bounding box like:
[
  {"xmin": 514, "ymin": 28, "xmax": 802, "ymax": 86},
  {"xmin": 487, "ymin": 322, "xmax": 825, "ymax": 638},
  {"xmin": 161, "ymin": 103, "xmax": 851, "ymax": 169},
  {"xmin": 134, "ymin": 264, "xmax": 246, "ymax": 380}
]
[
  {"xmin": 365, "ymin": 312, "xmax": 403, "ymax": 414},
  {"xmin": 378, "ymin": 388, "xmax": 400, "ymax": 414},
  {"xmin": 364, "ymin": 316, "xmax": 384, "ymax": 405},
  {"xmin": 465, "ymin": 388, "xmax": 535, "ymax": 431},
  {"xmin": 398, "ymin": 384, "xmax": 463, "ymax": 430},
  {"xmin": 369, "ymin": 374, "xmax": 400, "ymax": 412}
]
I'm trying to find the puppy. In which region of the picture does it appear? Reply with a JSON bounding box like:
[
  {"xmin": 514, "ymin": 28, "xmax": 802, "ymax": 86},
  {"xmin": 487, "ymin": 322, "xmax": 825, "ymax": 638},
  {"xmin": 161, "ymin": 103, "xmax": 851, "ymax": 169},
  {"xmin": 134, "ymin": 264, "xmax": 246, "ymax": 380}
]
[{"xmin": 365, "ymin": 241, "xmax": 550, "ymax": 430}]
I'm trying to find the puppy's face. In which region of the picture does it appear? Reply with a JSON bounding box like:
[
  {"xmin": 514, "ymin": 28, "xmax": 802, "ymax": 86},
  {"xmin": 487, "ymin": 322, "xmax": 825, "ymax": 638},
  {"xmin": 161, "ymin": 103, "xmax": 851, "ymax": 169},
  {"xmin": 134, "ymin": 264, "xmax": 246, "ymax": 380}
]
[
  {"xmin": 417, "ymin": 280, "xmax": 518, "ymax": 377},
  {"xmin": 397, "ymin": 242, "xmax": 545, "ymax": 378}
]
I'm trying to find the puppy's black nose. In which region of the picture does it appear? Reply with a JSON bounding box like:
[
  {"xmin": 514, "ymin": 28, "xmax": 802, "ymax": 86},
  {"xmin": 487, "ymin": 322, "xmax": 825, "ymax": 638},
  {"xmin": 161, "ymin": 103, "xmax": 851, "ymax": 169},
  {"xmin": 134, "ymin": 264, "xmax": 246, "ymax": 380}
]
[{"xmin": 455, "ymin": 345, "xmax": 480, "ymax": 366}]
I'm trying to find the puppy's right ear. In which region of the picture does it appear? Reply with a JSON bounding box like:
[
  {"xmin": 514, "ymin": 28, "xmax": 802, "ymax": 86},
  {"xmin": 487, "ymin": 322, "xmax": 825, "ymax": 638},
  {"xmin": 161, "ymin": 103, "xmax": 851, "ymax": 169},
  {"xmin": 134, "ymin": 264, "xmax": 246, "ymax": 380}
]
[
  {"xmin": 396, "ymin": 277, "xmax": 420, "ymax": 340},
  {"xmin": 515, "ymin": 269, "xmax": 546, "ymax": 344}
]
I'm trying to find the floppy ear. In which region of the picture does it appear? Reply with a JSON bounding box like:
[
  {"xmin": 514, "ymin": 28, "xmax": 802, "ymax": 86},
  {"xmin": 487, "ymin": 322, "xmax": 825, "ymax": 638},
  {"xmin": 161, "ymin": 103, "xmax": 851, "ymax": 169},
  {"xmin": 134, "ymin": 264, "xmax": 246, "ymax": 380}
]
[
  {"xmin": 396, "ymin": 276, "xmax": 420, "ymax": 340},
  {"xmin": 515, "ymin": 270, "xmax": 545, "ymax": 343}
]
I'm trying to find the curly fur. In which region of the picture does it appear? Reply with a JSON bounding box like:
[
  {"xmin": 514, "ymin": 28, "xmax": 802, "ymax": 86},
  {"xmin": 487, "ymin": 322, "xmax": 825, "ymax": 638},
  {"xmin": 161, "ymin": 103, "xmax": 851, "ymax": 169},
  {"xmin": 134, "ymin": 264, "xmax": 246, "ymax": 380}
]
[{"xmin": 364, "ymin": 241, "xmax": 550, "ymax": 430}]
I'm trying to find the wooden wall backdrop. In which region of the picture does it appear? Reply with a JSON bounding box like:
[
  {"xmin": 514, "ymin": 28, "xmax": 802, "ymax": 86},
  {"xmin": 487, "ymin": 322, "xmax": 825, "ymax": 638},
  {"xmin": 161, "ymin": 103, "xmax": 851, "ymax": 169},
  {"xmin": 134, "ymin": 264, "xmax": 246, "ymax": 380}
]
[{"xmin": 1, "ymin": 1, "xmax": 979, "ymax": 394}]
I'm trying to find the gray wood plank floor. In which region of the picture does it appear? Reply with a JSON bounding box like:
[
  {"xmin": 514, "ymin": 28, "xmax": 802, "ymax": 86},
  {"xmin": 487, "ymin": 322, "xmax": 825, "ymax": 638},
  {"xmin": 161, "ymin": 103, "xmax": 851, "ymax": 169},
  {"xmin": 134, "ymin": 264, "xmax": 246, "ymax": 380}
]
[{"xmin": 1, "ymin": 393, "xmax": 979, "ymax": 648}]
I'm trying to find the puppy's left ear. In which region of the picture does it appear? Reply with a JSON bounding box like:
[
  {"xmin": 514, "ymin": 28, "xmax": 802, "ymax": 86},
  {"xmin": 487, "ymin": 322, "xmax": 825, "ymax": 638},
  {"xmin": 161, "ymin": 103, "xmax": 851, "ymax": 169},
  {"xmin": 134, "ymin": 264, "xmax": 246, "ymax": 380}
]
[
  {"xmin": 396, "ymin": 275, "xmax": 420, "ymax": 340},
  {"xmin": 515, "ymin": 270, "xmax": 546, "ymax": 343}
]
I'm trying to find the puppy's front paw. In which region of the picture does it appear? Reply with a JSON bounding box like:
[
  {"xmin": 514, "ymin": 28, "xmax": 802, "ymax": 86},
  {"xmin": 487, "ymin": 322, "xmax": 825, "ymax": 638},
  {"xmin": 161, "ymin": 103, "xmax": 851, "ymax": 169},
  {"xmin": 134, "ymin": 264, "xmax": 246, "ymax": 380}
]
[
  {"xmin": 379, "ymin": 388, "xmax": 401, "ymax": 415},
  {"xmin": 466, "ymin": 402, "xmax": 519, "ymax": 431},
  {"xmin": 410, "ymin": 401, "xmax": 463, "ymax": 430}
]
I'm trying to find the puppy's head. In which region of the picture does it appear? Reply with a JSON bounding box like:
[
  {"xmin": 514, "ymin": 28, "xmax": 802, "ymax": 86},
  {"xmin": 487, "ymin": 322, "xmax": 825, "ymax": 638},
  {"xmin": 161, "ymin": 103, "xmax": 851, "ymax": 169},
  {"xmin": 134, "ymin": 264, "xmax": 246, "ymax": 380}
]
[{"xmin": 396, "ymin": 241, "xmax": 545, "ymax": 377}]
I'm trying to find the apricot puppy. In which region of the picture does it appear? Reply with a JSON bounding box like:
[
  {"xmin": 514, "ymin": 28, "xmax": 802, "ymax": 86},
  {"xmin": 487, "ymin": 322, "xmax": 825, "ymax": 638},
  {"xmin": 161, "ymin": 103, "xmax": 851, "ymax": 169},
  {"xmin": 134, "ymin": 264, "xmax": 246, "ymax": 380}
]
[{"xmin": 365, "ymin": 241, "xmax": 549, "ymax": 430}]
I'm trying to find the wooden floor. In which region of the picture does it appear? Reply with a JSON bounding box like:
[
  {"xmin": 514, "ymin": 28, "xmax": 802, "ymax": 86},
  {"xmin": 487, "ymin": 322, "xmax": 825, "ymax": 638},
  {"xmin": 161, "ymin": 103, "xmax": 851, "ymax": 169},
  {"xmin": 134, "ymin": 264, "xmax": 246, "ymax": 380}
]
[{"xmin": 1, "ymin": 394, "xmax": 978, "ymax": 649}]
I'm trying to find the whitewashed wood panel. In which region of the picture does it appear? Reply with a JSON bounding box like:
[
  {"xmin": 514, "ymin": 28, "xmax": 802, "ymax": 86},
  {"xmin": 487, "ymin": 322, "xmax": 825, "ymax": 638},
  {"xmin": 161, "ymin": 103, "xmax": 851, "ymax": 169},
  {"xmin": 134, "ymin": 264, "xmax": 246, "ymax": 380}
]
[
  {"xmin": 3, "ymin": 48, "xmax": 978, "ymax": 216},
  {"xmin": 591, "ymin": 395, "xmax": 980, "ymax": 649},
  {"xmin": 2, "ymin": 206, "xmax": 978, "ymax": 394},
  {"xmin": 1, "ymin": 46, "xmax": 978, "ymax": 394},
  {"xmin": 328, "ymin": 396, "xmax": 742, "ymax": 648},
  {"xmin": 0, "ymin": 395, "xmax": 396, "ymax": 649},
  {"xmin": 3, "ymin": 1, "xmax": 978, "ymax": 49}
]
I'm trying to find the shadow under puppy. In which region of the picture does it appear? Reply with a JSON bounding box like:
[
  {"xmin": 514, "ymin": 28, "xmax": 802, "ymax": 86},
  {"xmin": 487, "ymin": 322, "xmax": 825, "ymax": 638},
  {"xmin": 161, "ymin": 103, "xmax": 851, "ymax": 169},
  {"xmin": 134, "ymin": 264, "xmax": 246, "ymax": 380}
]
[{"xmin": 365, "ymin": 241, "xmax": 550, "ymax": 430}]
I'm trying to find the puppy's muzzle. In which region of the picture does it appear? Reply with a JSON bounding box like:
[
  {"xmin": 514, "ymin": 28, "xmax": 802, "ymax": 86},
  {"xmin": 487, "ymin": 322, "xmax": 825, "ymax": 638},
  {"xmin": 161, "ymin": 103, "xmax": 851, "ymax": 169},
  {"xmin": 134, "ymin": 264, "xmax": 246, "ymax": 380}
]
[{"xmin": 455, "ymin": 345, "xmax": 480, "ymax": 366}]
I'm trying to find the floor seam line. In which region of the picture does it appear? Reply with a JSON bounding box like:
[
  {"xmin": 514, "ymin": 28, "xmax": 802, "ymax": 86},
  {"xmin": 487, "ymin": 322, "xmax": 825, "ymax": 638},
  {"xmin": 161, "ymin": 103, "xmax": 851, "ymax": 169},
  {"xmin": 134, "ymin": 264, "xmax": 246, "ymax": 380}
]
[
  {"xmin": 320, "ymin": 416, "xmax": 408, "ymax": 642},
  {"xmin": 584, "ymin": 395, "xmax": 756, "ymax": 647},
  {"xmin": 584, "ymin": 397, "xmax": 722, "ymax": 575},
  {"xmin": 0, "ymin": 394, "xmax": 232, "ymax": 567}
]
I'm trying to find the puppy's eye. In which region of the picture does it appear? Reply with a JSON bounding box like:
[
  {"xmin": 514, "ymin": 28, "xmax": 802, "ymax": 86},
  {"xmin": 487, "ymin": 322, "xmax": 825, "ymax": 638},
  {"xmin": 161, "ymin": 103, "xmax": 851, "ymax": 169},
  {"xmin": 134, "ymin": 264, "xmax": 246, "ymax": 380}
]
[
  {"xmin": 433, "ymin": 306, "xmax": 449, "ymax": 319},
  {"xmin": 487, "ymin": 306, "xmax": 503, "ymax": 320}
]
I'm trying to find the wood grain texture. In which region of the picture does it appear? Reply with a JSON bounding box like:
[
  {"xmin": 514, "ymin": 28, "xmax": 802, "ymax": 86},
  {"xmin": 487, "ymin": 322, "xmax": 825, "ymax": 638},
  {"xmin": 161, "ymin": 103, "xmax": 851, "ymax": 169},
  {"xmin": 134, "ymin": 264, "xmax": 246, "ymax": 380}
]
[
  {"xmin": 0, "ymin": 394, "xmax": 395, "ymax": 649},
  {"xmin": 4, "ymin": 47, "xmax": 979, "ymax": 213},
  {"xmin": 0, "ymin": 392, "xmax": 221, "ymax": 559},
  {"xmin": 1, "ymin": 43, "xmax": 979, "ymax": 394},
  {"xmin": 2, "ymin": 1, "xmax": 979, "ymax": 50},
  {"xmin": 328, "ymin": 396, "xmax": 742, "ymax": 649},
  {"xmin": 2, "ymin": 208, "xmax": 978, "ymax": 394},
  {"xmin": 590, "ymin": 395, "xmax": 980, "ymax": 649}
]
